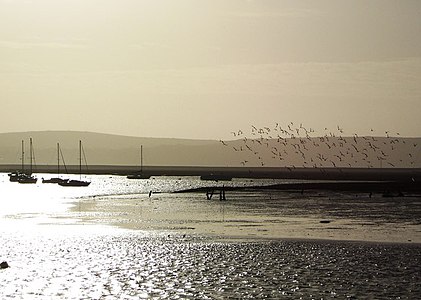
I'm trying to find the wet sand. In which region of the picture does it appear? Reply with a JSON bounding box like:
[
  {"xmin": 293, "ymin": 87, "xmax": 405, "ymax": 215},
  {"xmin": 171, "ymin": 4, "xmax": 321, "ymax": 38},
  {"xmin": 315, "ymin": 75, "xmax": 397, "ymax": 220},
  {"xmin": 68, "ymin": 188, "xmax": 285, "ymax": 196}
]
[
  {"xmin": 2, "ymin": 175, "xmax": 420, "ymax": 298},
  {"xmin": 71, "ymin": 189, "xmax": 421, "ymax": 244},
  {"xmin": 2, "ymin": 230, "xmax": 419, "ymax": 299}
]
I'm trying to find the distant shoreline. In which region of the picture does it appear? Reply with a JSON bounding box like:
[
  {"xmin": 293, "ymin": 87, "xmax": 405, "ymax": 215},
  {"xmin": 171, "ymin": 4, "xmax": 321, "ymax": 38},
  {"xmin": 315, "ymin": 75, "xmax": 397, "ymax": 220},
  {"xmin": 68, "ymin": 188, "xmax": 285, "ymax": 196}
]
[
  {"xmin": 1, "ymin": 165, "xmax": 420, "ymax": 193},
  {"xmin": 176, "ymin": 180, "xmax": 421, "ymax": 194},
  {"xmin": 1, "ymin": 164, "xmax": 420, "ymax": 180}
]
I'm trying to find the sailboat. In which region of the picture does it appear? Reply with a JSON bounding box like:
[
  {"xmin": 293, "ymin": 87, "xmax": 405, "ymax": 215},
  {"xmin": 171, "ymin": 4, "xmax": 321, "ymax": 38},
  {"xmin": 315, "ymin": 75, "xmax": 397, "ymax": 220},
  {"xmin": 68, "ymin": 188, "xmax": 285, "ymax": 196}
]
[
  {"xmin": 127, "ymin": 145, "xmax": 150, "ymax": 179},
  {"xmin": 42, "ymin": 143, "xmax": 69, "ymax": 184},
  {"xmin": 17, "ymin": 138, "xmax": 38, "ymax": 184},
  {"xmin": 8, "ymin": 140, "xmax": 25, "ymax": 182},
  {"xmin": 58, "ymin": 140, "xmax": 91, "ymax": 187}
]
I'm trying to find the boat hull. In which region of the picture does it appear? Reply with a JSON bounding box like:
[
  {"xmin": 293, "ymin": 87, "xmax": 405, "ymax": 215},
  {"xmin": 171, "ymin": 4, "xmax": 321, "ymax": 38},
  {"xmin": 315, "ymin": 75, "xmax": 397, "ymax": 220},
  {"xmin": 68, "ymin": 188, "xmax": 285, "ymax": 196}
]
[
  {"xmin": 58, "ymin": 179, "xmax": 91, "ymax": 187},
  {"xmin": 42, "ymin": 177, "xmax": 68, "ymax": 184},
  {"xmin": 18, "ymin": 176, "xmax": 38, "ymax": 184},
  {"xmin": 127, "ymin": 174, "xmax": 150, "ymax": 179}
]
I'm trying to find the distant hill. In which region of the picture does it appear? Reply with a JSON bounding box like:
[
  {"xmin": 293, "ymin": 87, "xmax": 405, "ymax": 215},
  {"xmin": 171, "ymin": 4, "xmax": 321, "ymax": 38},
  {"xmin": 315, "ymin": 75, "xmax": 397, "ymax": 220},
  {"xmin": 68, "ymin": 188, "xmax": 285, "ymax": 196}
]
[
  {"xmin": 0, "ymin": 131, "xmax": 235, "ymax": 167},
  {"xmin": 0, "ymin": 131, "xmax": 420, "ymax": 168}
]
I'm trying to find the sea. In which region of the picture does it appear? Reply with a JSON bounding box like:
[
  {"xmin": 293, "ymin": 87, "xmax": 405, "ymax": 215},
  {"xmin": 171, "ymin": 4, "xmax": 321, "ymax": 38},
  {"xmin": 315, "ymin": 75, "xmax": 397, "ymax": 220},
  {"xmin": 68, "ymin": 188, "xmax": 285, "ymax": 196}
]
[{"xmin": 1, "ymin": 173, "xmax": 420, "ymax": 299}]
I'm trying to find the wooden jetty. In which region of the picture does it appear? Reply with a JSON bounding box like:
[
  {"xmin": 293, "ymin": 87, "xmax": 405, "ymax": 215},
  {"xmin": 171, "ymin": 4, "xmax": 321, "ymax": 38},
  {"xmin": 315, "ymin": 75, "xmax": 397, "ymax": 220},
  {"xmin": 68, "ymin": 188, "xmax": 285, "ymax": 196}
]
[{"xmin": 205, "ymin": 187, "xmax": 227, "ymax": 200}]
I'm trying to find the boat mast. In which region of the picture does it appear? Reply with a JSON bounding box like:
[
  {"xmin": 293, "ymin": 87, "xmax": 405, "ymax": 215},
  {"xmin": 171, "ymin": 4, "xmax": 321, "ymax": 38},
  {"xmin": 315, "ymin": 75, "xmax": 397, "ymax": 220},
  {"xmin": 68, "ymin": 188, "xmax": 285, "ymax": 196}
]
[
  {"xmin": 79, "ymin": 140, "xmax": 82, "ymax": 180},
  {"xmin": 21, "ymin": 140, "xmax": 24, "ymax": 174},
  {"xmin": 57, "ymin": 143, "xmax": 60, "ymax": 176},
  {"xmin": 140, "ymin": 145, "xmax": 143, "ymax": 174},
  {"xmin": 29, "ymin": 137, "xmax": 33, "ymax": 175}
]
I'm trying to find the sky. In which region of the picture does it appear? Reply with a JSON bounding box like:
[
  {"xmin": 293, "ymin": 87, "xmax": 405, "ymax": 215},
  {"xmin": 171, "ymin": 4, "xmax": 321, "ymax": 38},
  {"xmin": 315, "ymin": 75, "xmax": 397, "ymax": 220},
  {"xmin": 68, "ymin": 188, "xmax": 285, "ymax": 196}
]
[{"xmin": 1, "ymin": 0, "xmax": 420, "ymax": 140}]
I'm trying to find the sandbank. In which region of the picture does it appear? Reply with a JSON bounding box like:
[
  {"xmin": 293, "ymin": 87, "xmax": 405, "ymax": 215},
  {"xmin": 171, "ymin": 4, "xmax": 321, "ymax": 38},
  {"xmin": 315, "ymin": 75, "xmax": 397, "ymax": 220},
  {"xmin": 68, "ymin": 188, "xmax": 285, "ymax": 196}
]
[{"xmin": 71, "ymin": 188, "xmax": 421, "ymax": 244}]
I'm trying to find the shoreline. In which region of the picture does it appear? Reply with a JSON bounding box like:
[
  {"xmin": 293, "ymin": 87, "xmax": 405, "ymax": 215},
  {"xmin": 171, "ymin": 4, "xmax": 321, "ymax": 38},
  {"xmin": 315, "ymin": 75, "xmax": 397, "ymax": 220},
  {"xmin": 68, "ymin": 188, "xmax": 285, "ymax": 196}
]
[
  {"xmin": 1, "ymin": 165, "xmax": 421, "ymax": 181},
  {"xmin": 176, "ymin": 180, "xmax": 421, "ymax": 194},
  {"xmin": 2, "ymin": 166, "xmax": 421, "ymax": 195}
]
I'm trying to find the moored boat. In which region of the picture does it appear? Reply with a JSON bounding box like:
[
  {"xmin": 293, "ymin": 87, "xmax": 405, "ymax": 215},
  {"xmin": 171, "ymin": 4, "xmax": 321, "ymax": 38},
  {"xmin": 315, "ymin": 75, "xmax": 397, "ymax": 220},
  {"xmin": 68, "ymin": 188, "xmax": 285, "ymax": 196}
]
[
  {"xmin": 18, "ymin": 138, "xmax": 38, "ymax": 184},
  {"xmin": 58, "ymin": 179, "xmax": 91, "ymax": 187},
  {"xmin": 17, "ymin": 174, "xmax": 38, "ymax": 184},
  {"xmin": 58, "ymin": 140, "xmax": 90, "ymax": 187},
  {"xmin": 42, "ymin": 143, "xmax": 69, "ymax": 184},
  {"xmin": 8, "ymin": 171, "xmax": 24, "ymax": 182},
  {"xmin": 10, "ymin": 138, "xmax": 38, "ymax": 184},
  {"xmin": 127, "ymin": 145, "xmax": 150, "ymax": 179},
  {"xmin": 42, "ymin": 177, "xmax": 68, "ymax": 184}
]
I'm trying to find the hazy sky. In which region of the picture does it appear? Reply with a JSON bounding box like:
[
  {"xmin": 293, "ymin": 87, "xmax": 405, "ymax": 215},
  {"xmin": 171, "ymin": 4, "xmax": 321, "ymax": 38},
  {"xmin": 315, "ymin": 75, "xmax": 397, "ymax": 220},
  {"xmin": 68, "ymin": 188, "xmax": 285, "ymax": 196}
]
[{"xmin": 1, "ymin": 0, "xmax": 420, "ymax": 139}]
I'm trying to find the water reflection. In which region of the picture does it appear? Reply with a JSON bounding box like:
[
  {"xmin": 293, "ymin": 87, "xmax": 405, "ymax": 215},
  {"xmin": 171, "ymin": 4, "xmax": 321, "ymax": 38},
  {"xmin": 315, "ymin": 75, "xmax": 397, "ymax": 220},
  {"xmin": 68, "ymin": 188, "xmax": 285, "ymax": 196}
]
[
  {"xmin": 0, "ymin": 173, "xmax": 300, "ymax": 225},
  {"xmin": 1, "ymin": 232, "xmax": 420, "ymax": 299},
  {"xmin": 1, "ymin": 173, "xmax": 420, "ymax": 298}
]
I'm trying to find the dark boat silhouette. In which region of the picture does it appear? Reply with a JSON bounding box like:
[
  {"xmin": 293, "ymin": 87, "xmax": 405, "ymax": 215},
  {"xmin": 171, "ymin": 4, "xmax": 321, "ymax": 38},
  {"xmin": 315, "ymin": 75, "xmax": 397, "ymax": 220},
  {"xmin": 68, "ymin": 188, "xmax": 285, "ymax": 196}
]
[
  {"xmin": 9, "ymin": 138, "xmax": 38, "ymax": 184},
  {"xmin": 8, "ymin": 170, "xmax": 23, "ymax": 182},
  {"xmin": 17, "ymin": 173, "xmax": 38, "ymax": 184},
  {"xmin": 127, "ymin": 145, "xmax": 150, "ymax": 179},
  {"xmin": 58, "ymin": 179, "xmax": 91, "ymax": 187},
  {"xmin": 200, "ymin": 173, "xmax": 232, "ymax": 181},
  {"xmin": 42, "ymin": 143, "xmax": 69, "ymax": 184},
  {"xmin": 43, "ymin": 177, "xmax": 68, "ymax": 184},
  {"xmin": 58, "ymin": 140, "xmax": 91, "ymax": 187}
]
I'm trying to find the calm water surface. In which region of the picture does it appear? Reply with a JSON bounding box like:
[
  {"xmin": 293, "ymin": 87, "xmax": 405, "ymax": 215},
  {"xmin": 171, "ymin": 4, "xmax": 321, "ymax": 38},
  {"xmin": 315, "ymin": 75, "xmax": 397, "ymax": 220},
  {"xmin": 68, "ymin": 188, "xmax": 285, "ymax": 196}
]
[{"xmin": 1, "ymin": 173, "xmax": 420, "ymax": 299}]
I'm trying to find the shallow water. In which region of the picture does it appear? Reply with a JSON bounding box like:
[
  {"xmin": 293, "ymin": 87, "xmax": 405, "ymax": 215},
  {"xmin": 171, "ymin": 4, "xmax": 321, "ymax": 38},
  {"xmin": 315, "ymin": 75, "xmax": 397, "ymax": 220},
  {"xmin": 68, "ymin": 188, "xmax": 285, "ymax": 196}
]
[
  {"xmin": 1, "ymin": 231, "xmax": 420, "ymax": 299},
  {"xmin": 1, "ymin": 173, "xmax": 421, "ymax": 299}
]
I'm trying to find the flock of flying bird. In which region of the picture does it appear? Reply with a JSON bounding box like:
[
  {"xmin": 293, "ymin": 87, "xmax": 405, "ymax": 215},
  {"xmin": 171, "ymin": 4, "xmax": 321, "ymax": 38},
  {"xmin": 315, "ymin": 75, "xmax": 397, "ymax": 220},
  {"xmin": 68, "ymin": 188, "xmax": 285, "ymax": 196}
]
[{"xmin": 220, "ymin": 122, "xmax": 420, "ymax": 169}]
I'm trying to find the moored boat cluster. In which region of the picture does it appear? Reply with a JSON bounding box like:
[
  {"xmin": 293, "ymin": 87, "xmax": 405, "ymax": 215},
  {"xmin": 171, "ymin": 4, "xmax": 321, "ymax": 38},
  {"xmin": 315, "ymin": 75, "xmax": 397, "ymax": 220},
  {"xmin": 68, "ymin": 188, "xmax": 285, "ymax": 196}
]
[{"xmin": 8, "ymin": 139, "xmax": 90, "ymax": 187}]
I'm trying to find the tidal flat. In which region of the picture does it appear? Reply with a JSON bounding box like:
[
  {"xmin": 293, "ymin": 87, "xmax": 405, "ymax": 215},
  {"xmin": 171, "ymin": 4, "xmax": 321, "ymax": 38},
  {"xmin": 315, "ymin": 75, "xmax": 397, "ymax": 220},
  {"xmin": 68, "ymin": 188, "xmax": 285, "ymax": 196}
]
[{"xmin": 1, "ymin": 174, "xmax": 420, "ymax": 298}]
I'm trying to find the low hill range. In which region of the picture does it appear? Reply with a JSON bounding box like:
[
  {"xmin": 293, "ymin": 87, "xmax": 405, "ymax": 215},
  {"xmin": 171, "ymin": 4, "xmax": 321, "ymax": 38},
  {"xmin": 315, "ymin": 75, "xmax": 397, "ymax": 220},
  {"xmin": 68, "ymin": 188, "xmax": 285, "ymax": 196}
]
[
  {"xmin": 0, "ymin": 131, "xmax": 420, "ymax": 169},
  {"xmin": 0, "ymin": 131, "xmax": 234, "ymax": 167}
]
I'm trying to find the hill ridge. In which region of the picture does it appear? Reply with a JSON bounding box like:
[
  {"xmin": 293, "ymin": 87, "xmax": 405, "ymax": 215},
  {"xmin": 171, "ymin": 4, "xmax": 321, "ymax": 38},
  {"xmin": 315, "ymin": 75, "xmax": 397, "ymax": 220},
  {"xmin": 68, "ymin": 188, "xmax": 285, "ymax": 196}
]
[{"xmin": 0, "ymin": 131, "xmax": 420, "ymax": 168}]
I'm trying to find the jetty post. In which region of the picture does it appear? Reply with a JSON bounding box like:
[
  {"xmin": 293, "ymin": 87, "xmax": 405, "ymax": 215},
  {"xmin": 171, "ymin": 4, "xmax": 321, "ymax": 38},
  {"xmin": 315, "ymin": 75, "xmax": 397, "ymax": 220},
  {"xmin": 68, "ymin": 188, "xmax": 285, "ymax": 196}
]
[{"xmin": 206, "ymin": 186, "xmax": 226, "ymax": 201}]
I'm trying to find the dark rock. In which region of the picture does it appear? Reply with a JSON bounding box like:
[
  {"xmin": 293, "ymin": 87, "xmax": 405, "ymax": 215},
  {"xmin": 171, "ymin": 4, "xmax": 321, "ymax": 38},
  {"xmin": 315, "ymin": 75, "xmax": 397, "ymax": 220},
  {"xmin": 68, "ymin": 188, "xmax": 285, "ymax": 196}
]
[{"xmin": 0, "ymin": 261, "xmax": 9, "ymax": 269}]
